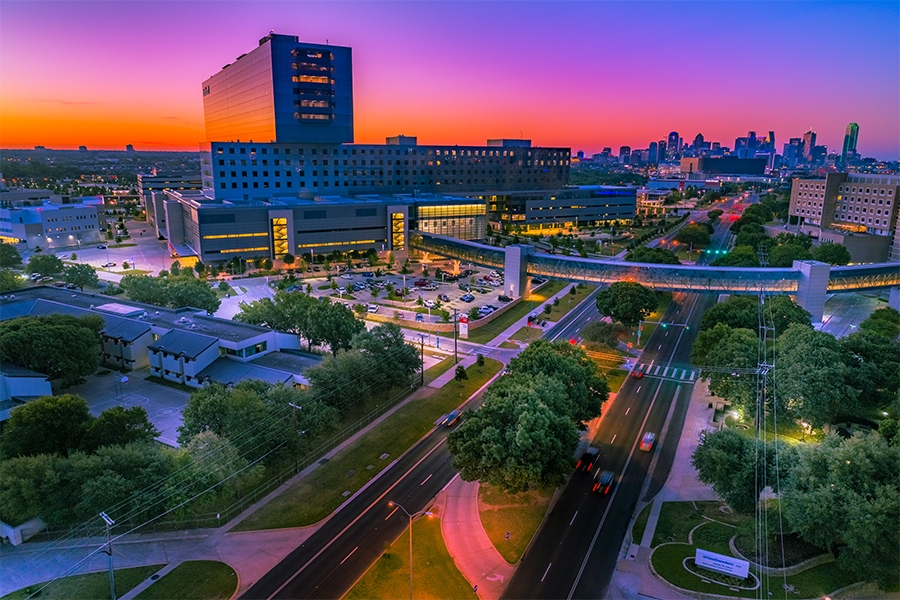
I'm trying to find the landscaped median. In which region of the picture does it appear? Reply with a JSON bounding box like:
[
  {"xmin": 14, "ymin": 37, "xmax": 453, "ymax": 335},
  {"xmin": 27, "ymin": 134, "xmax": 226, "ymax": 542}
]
[
  {"xmin": 646, "ymin": 501, "xmax": 861, "ymax": 599},
  {"xmin": 1, "ymin": 566, "xmax": 163, "ymax": 600},
  {"xmin": 232, "ymin": 358, "xmax": 504, "ymax": 531},
  {"xmin": 477, "ymin": 484, "xmax": 554, "ymax": 563}
]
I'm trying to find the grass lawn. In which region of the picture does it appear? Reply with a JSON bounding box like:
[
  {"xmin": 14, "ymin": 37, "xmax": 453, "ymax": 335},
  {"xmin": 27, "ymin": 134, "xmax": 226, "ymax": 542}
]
[
  {"xmin": 330, "ymin": 293, "xmax": 357, "ymax": 301},
  {"xmin": 461, "ymin": 280, "xmax": 566, "ymax": 345},
  {"xmin": 690, "ymin": 521, "xmax": 735, "ymax": 555},
  {"xmin": 602, "ymin": 369, "xmax": 629, "ymax": 394},
  {"xmin": 116, "ymin": 268, "xmax": 151, "ymax": 276},
  {"xmin": 1, "ymin": 565, "xmax": 163, "ymax": 600},
  {"xmin": 651, "ymin": 501, "xmax": 705, "ymax": 547},
  {"xmin": 233, "ymin": 359, "xmax": 503, "ymax": 530},
  {"xmin": 510, "ymin": 326, "xmax": 543, "ymax": 343},
  {"xmin": 135, "ymin": 561, "xmax": 237, "ymax": 600},
  {"xmin": 423, "ymin": 356, "xmax": 455, "ymax": 384},
  {"xmin": 477, "ymin": 484, "xmax": 554, "ymax": 563},
  {"xmin": 541, "ymin": 284, "xmax": 596, "ymax": 321},
  {"xmin": 499, "ymin": 341, "xmax": 519, "ymax": 349},
  {"xmin": 345, "ymin": 517, "xmax": 476, "ymax": 600},
  {"xmin": 631, "ymin": 503, "xmax": 651, "ymax": 544}
]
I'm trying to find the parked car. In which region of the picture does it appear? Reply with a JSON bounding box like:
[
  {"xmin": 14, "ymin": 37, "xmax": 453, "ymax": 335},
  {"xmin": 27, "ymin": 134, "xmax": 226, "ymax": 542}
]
[
  {"xmin": 639, "ymin": 432, "xmax": 656, "ymax": 451},
  {"xmin": 414, "ymin": 279, "xmax": 431, "ymax": 287},
  {"xmin": 362, "ymin": 272, "xmax": 375, "ymax": 278},
  {"xmin": 593, "ymin": 470, "xmax": 615, "ymax": 495},
  {"xmin": 340, "ymin": 274, "xmax": 353, "ymax": 280},
  {"xmin": 576, "ymin": 447, "xmax": 599, "ymax": 472},
  {"xmin": 498, "ymin": 295, "xmax": 512, "ymax": 303},
  {"xmin": 458, "ymin": 284, "xmax": 471, "ymax": 292},
  {"xmin": 29, "ymin": 273, "xmax": 42, "ymax": 280},
  {"xmin": 52, "ymin": 281, "xmax": 66, "ymax": 287},
  {"xmin": 96, "ymin": 244, "xmax": 107, "ymax": 249},
  {"xmin": 424, "ymin": 300, "xmax": 436, "ymax": 309},
  {"xmin": 438, "ymin": 294, "xmax": 450, "ymax": 302},
  {"xmin": 460, "ymin": 293, "xmax": 475, "ymax": 302},
  {"xmin": 367, "ymin": 304, "xmax": 379, "ymax": 313}
]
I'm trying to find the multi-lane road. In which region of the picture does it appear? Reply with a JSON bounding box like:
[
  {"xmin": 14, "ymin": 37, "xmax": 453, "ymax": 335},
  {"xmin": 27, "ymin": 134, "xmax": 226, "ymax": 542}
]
[{"xmin": 242, "ymin": 199, "xmax": 740, "ymax": 599}]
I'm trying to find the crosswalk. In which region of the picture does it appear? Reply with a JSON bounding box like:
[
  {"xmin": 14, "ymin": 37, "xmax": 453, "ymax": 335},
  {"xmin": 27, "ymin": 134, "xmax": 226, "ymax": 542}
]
[{"xmin": 632, "ymin": 363, "xmax": 697, "ymax": 382}]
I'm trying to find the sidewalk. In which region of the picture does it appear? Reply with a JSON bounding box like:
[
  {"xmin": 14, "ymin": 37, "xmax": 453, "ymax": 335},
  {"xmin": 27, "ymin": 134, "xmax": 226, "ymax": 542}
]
[
  {"xmin": 606, "ymin": 378, "xmax": 720, "ymax": 599},
  {"xmin": 439, "ymin": 476, "xmax": 514, "ymax": 600}
]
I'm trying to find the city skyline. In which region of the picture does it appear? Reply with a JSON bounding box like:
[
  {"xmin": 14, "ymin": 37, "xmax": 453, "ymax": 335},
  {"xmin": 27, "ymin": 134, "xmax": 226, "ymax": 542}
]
[{"xmin": 1, "ymin": 1, "xmax": 898, "ymax": 158}]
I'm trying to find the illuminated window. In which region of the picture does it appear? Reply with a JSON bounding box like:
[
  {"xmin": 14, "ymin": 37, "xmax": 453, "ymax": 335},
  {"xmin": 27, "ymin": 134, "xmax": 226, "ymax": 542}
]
[
  {"xmin": 271, "ymin": 217, "xmax": 288, "ymax": 258},
  {"xmin": 391, "ymin": 212, "xmax": 405, "ymax": 251}
]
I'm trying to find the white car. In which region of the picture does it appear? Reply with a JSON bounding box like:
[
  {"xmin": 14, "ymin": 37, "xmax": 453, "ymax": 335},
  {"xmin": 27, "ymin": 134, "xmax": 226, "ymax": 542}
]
[
  {"xmin": 340, "ymin": 274, "xmax": 353, "ymax": 280},
  {"xmin": 424, "ymin": 300, "xmax": 436, "ymax": 309},
  {"xmin": 367, "ymin": 304, "xmax": 378, "ymax": 313}
]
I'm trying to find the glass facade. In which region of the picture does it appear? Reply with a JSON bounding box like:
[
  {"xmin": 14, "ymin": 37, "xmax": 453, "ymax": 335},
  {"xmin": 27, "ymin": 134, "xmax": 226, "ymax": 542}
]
[
  {"xmin": 271, "ymin": 217, "xmax": 288, "ymax": 257},
  {"xmin": 415, "ymin": 203, "xmax": 486, "ymax": 240},
  {"xmin": 391, "ymin": 212, "xmax": 405, "ymax": 251}
]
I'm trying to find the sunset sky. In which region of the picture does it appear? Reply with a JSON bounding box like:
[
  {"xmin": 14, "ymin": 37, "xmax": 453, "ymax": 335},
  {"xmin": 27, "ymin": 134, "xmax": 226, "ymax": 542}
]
[{"xmin": 2, "ymin": 1, "xmax": 898, "ymax": 158}]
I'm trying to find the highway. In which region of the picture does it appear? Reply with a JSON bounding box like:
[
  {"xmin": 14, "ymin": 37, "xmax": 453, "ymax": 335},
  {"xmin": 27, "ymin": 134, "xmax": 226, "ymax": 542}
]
[{"xmin": 503, "ymin": 199, "xmax": 738, "ymax": 599}]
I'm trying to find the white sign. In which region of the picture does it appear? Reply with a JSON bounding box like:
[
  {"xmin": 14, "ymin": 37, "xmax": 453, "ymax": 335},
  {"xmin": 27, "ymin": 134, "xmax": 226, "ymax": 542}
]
[
  {"xmin": 695, "ymin": 549, "xmax": 749, "ymax": 578},
  {"xmin": 458, "ymin": 315, "xmax": 468, "ymax": 339}
]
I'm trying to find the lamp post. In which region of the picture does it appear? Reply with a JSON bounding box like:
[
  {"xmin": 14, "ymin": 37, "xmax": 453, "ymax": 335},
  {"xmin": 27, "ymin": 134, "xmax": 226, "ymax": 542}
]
[
  {"xmin": 388, "ymin": 501, "xmax": 434, "ymax": 600},
  {"xmin": 417, "ymin": 333, "xmax": 425, "ymax": 386}
]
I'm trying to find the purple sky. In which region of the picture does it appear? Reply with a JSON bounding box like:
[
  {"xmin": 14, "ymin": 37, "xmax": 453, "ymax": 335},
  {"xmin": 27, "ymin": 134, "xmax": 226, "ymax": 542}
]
[{"xmin": 2, "ymin": 1, "xmax": 898, "ymax": 158}]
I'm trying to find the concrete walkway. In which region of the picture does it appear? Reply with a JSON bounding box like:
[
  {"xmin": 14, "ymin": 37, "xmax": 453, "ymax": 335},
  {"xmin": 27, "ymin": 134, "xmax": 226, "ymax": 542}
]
[
  {"xmin": 439, "ymin": 476, "xmax": 515, "ymax": 600},
  {"xmin": 607, "ymin": 378, "xmax": 721, "ymax": 599}
]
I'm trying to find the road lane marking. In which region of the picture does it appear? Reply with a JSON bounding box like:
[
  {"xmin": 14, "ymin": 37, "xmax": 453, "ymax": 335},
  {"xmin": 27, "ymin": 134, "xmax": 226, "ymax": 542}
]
[
  {"xmin": 658, "ymin": 344, "xmax": 662, "ymax": 350},
  {"xmin": 569, "ymin": 511, "xmax": 578, "ymax": 526},
  {"xmin": 625, "ymin": 407, "xmax": 630, "ymax": 415},
  {"xmin": 653, "ymin": 366, "xmax": 661, "ymax": 375},
  {"xmin": 541, "ymin": 563, "xmax": 552, "ymax": 582},
  {"xmin": 690, "ymin": 371, "xmax": 696, "ymax": 381},
  {"xmin": 421, "ymin": 474, "xmax": 432, "ymax": 486},
  {"xmin": 611, "ymin": 434, "xmax": 617, "ymax": 444},
  {"xmin": 636, "ymin": 386, "xmax": 641, "ymax": 393},
  {"xmin": 680, "ymin": 371, "xmax": 687, "ymax": 380},
  {"xmin": 385, "ymin": 507, "xmax": 398, "ymax": 521},
  {"xmin": 340, "ymin": 547, "xmax": 358, "ymax": 565}
]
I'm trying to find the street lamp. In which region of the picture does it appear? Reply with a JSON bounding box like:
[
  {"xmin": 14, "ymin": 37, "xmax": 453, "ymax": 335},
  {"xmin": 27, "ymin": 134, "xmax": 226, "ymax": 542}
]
[{"xmin": 388, "ymin": 501, "xmax": 434, "ymax": 600}]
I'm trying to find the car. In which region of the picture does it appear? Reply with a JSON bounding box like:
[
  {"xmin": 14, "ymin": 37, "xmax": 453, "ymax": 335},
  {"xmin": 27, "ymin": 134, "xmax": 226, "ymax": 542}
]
[
  {"xmin": 29, "ymin": 273, "xmax": 42, "ymax": 280},
  {"xmin": 415, "ymin": 313, "xmax": 424, "ymax": 322},
  {"xmin": 414, "ymin": 279, "xmax": 431, "ymax": 287},
  {"xmin": 442, "ymin": 410, "xmax": 461, "ymax": 427},
  {"xmin": 498, "ymin": 295, "xmax": 512, "ymax": 303},
  {"xmin": 52, "ymin": 281, "xmax": 66, "ymax": 287},
  {"xmin": 476, "ymin": 287, "xmax": 490, "ymax": 294},
  {"xmin": 458, "ymin": 284, "xmax": 471, "ymax": 292},
  {"xmin": 66, "ymin": 283, "xmax": 78, "ymax": 290},
  {"xmin": 460, "ymin": 293, "xmax": 475, "ymax": 302},
  {"xmin": 631, "ymin": 369, "xmax": 644, "ymax": 379},
  {"xmin": 576, "ymin": 446, "xmax": 599, "ymax": 471},
  {"xmin": 340, "ymin": 274, "xmax": 353, "ymax": 280},
  {"xmin": 367, "ymin": 304, "xmax": 379, "ymax": 313},
  {"xmin": 102, "ymin": 262, "xmax": 116, "ymax": 268},
  {"xmin": 96, "ymin": 244, "xmax": 108, "ymax": 249},
  {"xmin": 438, "ymin": 294, "xmax": 450, "ymax": 302},
  {"xmin": 424, "ymin": 300, "xmax": 436, "ymax": 309},
  {"xmin": 592, "ymin": 470, "xmax": 615, "ymax": 495},
  {"xmin": 313, "ymin": 266, "xmax": 322, "ymax": 272},
  {"xmin": 362, "ymin": 271, "xmax": 375, "ymax": 278},
  {"xmin": 639, "ymin": 432, "xmax": 656, "ymax": 451},
  {"xmin": 478, "ymin": 306, "xmax": 494, "ymax": 315},
  {"xmin": 343, "ymin": 302, "xmax": 350, "ymax": 308}
]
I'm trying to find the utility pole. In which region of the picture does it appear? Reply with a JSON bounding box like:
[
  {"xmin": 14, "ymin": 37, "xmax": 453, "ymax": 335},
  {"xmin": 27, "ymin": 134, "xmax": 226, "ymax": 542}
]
[
  {"xmin": 100, "ymin": 512, "xmax": 116, "ymax": 600},
  {"xmin": 452, "ymin": 308, "xmax": 458, "ymax": 364},
  {"xmin": 418, "ymin": 334, "xmax": 425, "ymax": 386}
]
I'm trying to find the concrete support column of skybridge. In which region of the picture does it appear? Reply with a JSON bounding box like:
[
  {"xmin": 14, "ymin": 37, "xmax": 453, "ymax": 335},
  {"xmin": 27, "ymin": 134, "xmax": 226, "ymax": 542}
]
[
  {"xmin": 504, "ymin": 244, "xmax": 531, "ymax": 300},
  {"xmin": 889, "ymin": 287, "xmax": 900, "ymax": 311},
  {"xmin": 793, "ymin": 260, "xmax": 831, "ymax": 323}
]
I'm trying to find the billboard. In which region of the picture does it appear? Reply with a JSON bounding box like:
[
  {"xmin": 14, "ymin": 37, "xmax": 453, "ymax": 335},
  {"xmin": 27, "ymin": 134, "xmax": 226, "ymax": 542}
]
[{"xmin": 694, "ymin": 549, "xmax": 750, "ymax": 578}]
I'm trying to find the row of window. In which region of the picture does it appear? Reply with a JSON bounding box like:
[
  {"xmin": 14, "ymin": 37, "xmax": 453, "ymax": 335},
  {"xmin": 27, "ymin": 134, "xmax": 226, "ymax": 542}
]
[
  {"xmin": 218, "ymin": 158, "xmax": 557, "ymax": 168},
  {"xmin": 216, "ymin": 146, "xmax": 568, "ymax": 159},
  {"xmin": 219, "ymin": 177, "xmax": 556, "ymax": 190}
]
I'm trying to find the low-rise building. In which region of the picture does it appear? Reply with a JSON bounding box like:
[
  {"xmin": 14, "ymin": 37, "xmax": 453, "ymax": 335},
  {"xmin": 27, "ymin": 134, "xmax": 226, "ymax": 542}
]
[
  {"xmin": 0, "ymin": 363, "xmax": 52, "ymax": 422},
  {"xmin": 0, "ymin": 189, "xmax": 104, "ymax": 249}
]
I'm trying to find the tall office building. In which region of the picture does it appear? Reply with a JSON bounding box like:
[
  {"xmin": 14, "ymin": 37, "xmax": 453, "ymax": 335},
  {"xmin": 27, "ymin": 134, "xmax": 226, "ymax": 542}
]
[
  {"xmin": 765, "ymin": 131, "xmax": 776, "ymax": 152},
  {"xmin": 648, "ymin": 141, "xmax": 658, "ymax": 164},
  {"xmin": 841, "ymin": 122, "xmax": 859, "ymax": 165},
  {"xmin": 657, "ymin": 140, "xmax": 667, "ymax": 162},
  {"xmin": 667, "ymin": 132, "xmax": 680, "ymax": 159},
  {"xmin": 619, "ymin": 146, "xmax": 631, "ymax": 165},
  {"xmin": 202, "ymin": 33, "xmax": 354, "ymax": 145},
  {"xmin": 802, "ymin": 129, "xmax": 817, "ymax": 160}
]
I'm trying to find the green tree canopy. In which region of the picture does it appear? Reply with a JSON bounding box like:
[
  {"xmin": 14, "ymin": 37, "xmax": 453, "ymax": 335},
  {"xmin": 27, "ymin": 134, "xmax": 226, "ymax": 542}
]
[
  {"xmin": 0, "ymin": 242, "xmax": 22, "ymax": 269},
  {"xmin": 840, "ymin": 330, "xmax": 900, "ymax": 411},
  {"xmin": 26, "ymin": 253, "xmax": 64, "ymax": 276},
  {"xmin": 706, "ymin": 209, "xmax": 724, "ymax": 221},
  {"xmin": 711, "ymin": 246, "xmax": 760, "ymax": 267},
  {"xmin": 1, "ymin": 394, "xmax": 92, "ymax": 458},
  {"xmin": 624, "ymin": 246, "xmax": 681, "ymax": 265},
  {"xmin": 674, "ymin": 224, "xmax": 711, "ymax": 246},
  {"xmin": 0, "ymin": 314, "xmax": 102, "ymax": 387},
  {"xmin": 506, "ymin": 340, "xmax": 608, "ymax": 426},
  {"xmin": 767, "ymin": 243, "xmax": 812, "ymax": 267},
  {"xmin": 700, "ymin": 295, "xmax": 811, "ymax": 338},
  {"xmin": 782, "ymin": 432, "xmax": 900, "ymax": 590},
  {"xmin": 595, "ymin": 281, "xmax": 658, "ymax": 327},
  {"xmin": 448, "ymin": 378, "xmax": 579, "ymax": 493},
  {"xmin": 121, "ymin": 274, "xmax": 169, "ymax": 305},
  {"xmin": 167, "ymin": 278, "xmax": 220, "ymax": 313},
  {"xmin": 858, "ymin": 307, "xmax": 900, "ymax": 340},
  {"xmin": 692, "ymin": 324, "xmax": 759, "ymax": 416},
  {"xmin": 63, "ymin": 263, "xmax": 99, "ymax": 291},
  {"xmin": 810, "ymin": 242, "xmax": 851, "ymax": 266},
  {"xmin": 775, "ymin": 324, "xmax": 858, "ymax": 428},
  {"xmin": 0, "ymin": 269, "xmax": 24, "ymax": 291},
  {"xmin": 83, "ymin": 406, "xmax": 160, "ymax": 452}
]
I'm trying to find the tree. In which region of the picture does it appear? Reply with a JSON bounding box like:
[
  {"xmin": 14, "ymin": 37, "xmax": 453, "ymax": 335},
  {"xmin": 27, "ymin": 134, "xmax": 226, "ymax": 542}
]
[
  {"xmin": 691, "ymin": 429, "xmax": 791, "ymax": 514},
  {"xmin": 476, "ymin": 353, "xmax": 485, "ymax": 367},
  {"xmin": 121, "ymin": 274, "xmax": 168, "ymax": 305},
  {"xmin": 468, "ymin": 307, "xmax": 481, "ymax": 321},
  {"xmin": 63, "ymin": 263, "xmax": 99, "ymax": 291},
  {"xmin": 167, "ymin": 278, "xmax": 220, "ymax": 313},
  {"xmin": 711, "ymin": 246, "xmax": 759, "ymax": 267},
  {"xmin": 775, "ymin": 324, "xmax": 858, "ymax": 428},
  {"xmin": 706, "ymin": 209, "xmax": 724, "ymax": 221},
  {"xmin": 0, "ymin": 242, "xmax": 22, "ymax": 269},
  {"xmin": 0, "ymin": 314, "xmax": 101, "ymax": 387},
  {"xmin": 83, "ymin": 406, "xmax": 160, "ymax": 452},
  {"xmin": 26, "ymin": 253, "xmax": 64, "ymax": 276},
  {"xmin": 0, "ymin": 269, "xmax": 23, "ymax": 291},
  {"xmin": 595, "ymin": 281, "xmax": 658, "ymax": 327},
  {"xmin": 699, "ymin": 295, "xmax": 811, "ymax": 338},
  {"xmin": 283, "ymin": 253, "xmax": 295, "ymax": 266},
  {"xmin": 351, "ymin": 323, "xmax": 421, "ymax": 394},
  {"xmin": 840, "ymin": 330, "xmax": 900, "ymax": 411},
  {"xmin": 782, "ymin": 433, "xmax": 900, "ymax": 590},
  {"xmin": 194, "ymin": 261, "xmax": 207, "ymax": 276},
  {"xmin": 1, "ymin": 394, "xmax": 93, "ymax": 458},
  {"xmin": 674, "ymin": 224, "xmax": 711, "ymax": 246},
  {"xmin": 581, "ymin": 320, "xmax": 627, "ymax": 350},
  {"xmin": 624, "ymin": 246, "xmax": 681, "ymax": 265},
  {"xmin": 448, "ymin": 378, "xmax": 579, "ymax": 493},
  {"xmin": 309, "ymin": 299, "xmax": 366, "ymax": 355},
  {"xmin": 170, "ymin": 261, "xmax": 182, "ymax": 276},
  {"xmin": 692, "ymin": 324, "xmax": 759, "ymax": 417},
  {"xmin": 306, "ymin": 349, "xmax": 375, "ymax": 411},
  {"xmin": 767, "ymin": 244, "xmax": 812, "ymax": 267},
  {"xmin": 506, "ymin": 340, "xmax": 608, "ymax": 426},
  {"xmin": 811, "ymin": 242, "xmax": 851, "ymax": 266},
  {"xmin": 455, "ymin": 365, "xmax": 468, "ymax": 381},
  {"xmin": 858, "ymin": 307, "xmax": 900, "ymax": 340}
]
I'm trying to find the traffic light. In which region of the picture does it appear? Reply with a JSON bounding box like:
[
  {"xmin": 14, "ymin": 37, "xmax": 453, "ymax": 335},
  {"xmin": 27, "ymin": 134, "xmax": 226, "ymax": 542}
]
[{"xmin": 661, "ymin": 323, "xmax": 668, "ymax": 328}]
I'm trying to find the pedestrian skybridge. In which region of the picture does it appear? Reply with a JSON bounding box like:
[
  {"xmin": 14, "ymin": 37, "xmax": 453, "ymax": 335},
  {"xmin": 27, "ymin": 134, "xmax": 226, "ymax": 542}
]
[{"xmin": 411, "ymin": 232, "xmax": 900, "ymax": 321}]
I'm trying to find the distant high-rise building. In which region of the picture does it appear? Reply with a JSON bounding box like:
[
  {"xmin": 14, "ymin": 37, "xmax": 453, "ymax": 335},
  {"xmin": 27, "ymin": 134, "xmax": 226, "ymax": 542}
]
[
  {"xmin": 619, "ymin": 146, "xmax": 631, "ymax": 164},
  {"xmin": 648, "ymin": 141, "xmax": 659, "ymax": 164},
  {"xmin": 841, "ymin": 122, "xmax": 859, "ymax": 165},
  {"xmin": 657, "ymin": 140, "xmax": 667, "ymax": 162},
  {"xmin": 576, "ymin": 150, "xmax": 585, "ymax": 159},
  {"xmin": 202, "ymin": 32, "xmax": 354, "ymax": 145},
  {"xmin": 783, "ymin": 138, "xmax": 803, "ymax": 167},
  {"xmin": 78, "ymin": 145, "xmax": 88, "ymax": 152},
  {"xmin": 693, "ymin": 133, "xmax": 704, "ymax": 150},
  {"xmin": 126, "ymin": 144, "xmax": 135, "ymax": 153},
  {"xmin": 766, "ymin": 131, "xmax": 776, "ymax": 152},
  {"xmin": 802, "ymin": 129, "xmax": 817, "ymax": 160},
  {"xmin": 667, "ymin": 132, "xmax": 679, "ymax": 159}
]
